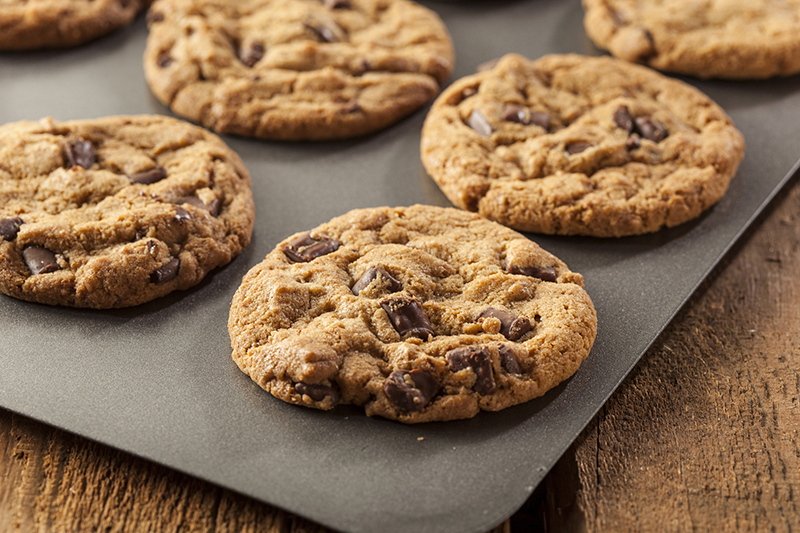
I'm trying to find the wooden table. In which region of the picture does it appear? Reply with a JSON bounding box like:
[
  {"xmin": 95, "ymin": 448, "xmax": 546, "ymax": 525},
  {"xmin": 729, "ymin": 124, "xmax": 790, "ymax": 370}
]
[{"xmin": 2, "ymin": 175, "xmax": 798, "ymax": 532}]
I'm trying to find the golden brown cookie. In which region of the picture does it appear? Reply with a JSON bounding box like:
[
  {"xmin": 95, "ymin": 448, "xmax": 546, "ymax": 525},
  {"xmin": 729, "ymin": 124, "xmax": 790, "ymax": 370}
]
[
  {"xmin": 0, "ymin": 115, "xmax": 254, "ymax": 308},
  {"xmin": 228, "ymin": 205, "xmax": 596, "ymax": 423},
  {"xmin": 583, "ymin": 0, "xmax": 800, "ymax": 79},
  {"xmin": 0, "ymin": 0, "xmax": 152, "ymax": 50},
  {"xmin": 143, "ymin": 0, "xmax": 454, "ymax": 140},
  {"xmin": 420, "ymin": 53, "xmax": 745, "ymax": 237}
]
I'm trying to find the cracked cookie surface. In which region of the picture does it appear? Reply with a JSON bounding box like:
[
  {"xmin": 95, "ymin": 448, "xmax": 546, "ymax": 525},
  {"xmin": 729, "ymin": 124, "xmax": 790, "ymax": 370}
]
[
  {"xmin": 583, "ymin": 0, "xmax": 800, "ymax": 79},
  {"xmin": 420, "ymin": 54, "xmax": 745, "ymax": 237},
  {"xmin": 143, "ymin": 0, "xmax": 454, "ymax": 140},
  {"xmin": 228, "ymin": 205, "xmax": 596, "ymax": 423},
  {"xmin": 0, "ymin": 0, "xmax": 152, "ymax": 50},
  {"xmin": 0, "ymin": 115, "xmax": 254, "ymax": 308}
]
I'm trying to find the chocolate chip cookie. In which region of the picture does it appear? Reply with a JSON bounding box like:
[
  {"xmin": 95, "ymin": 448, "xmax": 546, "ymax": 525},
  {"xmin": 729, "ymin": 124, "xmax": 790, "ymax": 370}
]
[
  {"xmin": 0, "ymin": 0, "xmax": 152, "ymax": 50},
  {"xmin": 143, "ymin": 0, "xmax": 454, "ymax": 140},
  {"xmin": 420, "ymin": 53, "xmax": 745, "ymax": 237},
  {"xmin": 228, "ymin": 205, "xmax": 596, "ymax": 423},
  {"xmin": 0, "ymin": 115, "xmax": 254, "ymax": 308},
  {"xmin": 583, "ymin": 0, "xmax": 800, "ymax": 79}
]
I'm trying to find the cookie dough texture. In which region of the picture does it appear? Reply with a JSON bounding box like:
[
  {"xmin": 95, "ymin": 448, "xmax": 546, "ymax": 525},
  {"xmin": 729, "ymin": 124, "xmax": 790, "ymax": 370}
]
[
  {"xmin": 0, "ymin": 115, "xmax": 254, "ymax": 308},
  {"xmin": 420, "ymin": 54, "xmax": 745, "ymax": 237},
  {"xmin": 583, "ymin": 0, "xmax": 800, "ymax": 79},
  {"xmin": 144, "ymin": 0, "xmax": 454, "ymax": 140},
  {"xmin": 0, "ymin": 0, "xmax": 151, "ymax": 50},
  {"xmin": 228, "ymin": 205, "xmax": 596, "ymax": 423}
]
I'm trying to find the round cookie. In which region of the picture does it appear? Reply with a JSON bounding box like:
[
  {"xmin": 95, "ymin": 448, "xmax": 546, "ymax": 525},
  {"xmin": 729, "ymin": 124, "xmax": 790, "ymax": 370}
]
[
  {"xmin": 583, "ymin": 0, "xmax": 800, "ymax": 79},
  {"xmin": 228, "ymin": 205, "xmax": 596, "ymax": 423},
  {"xmin": 420, "ymin": 53, "xmax": 745, "ymax": 237},
  {"xmin": 0, "ymin": 115, "xmax": 255, "ymax": 308},
  {"xmin": 0, "ymin": 0, "xmax": 152, "ymax": 50},
  {"xmin": 143, "ymin": 0, "xmax": 454, "ymax": 141}
]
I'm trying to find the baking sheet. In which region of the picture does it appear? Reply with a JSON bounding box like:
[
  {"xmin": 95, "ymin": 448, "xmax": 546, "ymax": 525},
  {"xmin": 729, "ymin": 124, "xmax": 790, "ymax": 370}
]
[{"xmin": 2, "ymin": 1, "xmax": 800, "ymax": 532}]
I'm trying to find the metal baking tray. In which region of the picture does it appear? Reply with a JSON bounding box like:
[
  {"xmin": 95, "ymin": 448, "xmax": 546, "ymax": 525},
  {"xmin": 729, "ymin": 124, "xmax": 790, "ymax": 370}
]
[{"xmin": 2, "ymin": 1, "xmax": 799, "ymax": 531}]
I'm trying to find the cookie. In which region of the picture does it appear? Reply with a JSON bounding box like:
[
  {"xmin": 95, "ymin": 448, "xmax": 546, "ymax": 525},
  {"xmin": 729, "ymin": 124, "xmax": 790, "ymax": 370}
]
[
  {"xmin": 583, "ymin": 0, "xmax": 800, "ymax": 79},
  {"xmin": 0, "ymin": 115, "xmax": 255, "ymax": 308},
  {"xmin": 420, "ymin": 53, "xmax": 745, "ymax": 237},
  {"xmin": 143, "ymin": 0, "xmax": 454, "ymax": 141},
  {"xmin": 228, "ymin": 205, "xmax": 596, "ymax": 423},
  {"xmin": 0, "ymin": 0, "xmax": 152, "ymax": 50}
]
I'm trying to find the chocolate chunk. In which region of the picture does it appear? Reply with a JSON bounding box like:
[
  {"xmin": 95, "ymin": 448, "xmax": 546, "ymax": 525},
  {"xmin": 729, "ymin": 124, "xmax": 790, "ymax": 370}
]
[
  {"xmin": 502, "ymin": 103, "xmax": 529, "ymax": 124},
  {"xmin": 147, "ymin": 10, "xmax": 164, "ymax": 23},
  {"xmin": 150, "ymin": 257, "xmax": 180, "ymax": 284},
  {"xmin": 478, "ymin": 307, "xmax": 532, "ymax": 341},
  {"xmin": 295, "ymin": 382, "xmax": 339, "ymax": 403},
  {"xmin": 174, "ymin": 206, "xmax": 190, "ymax": 224},
  {"xmin": 0, "ymin": 217, "xmax": 23, "ymax": 241},
  {"xmin": 566, "ymin": 141, "xmax": 592, "ymax": 154},
  {"xmin": 179, "ymin": 195, "xmax": 221, "ymax": 217},
  {"xmin": 157, "ymin": 51, "xmax": 173, "ymax": 68},
  {"xmin": 626, "ymin": 133, "xmax": 642, "ymax": 150},
  {"xmin": 498, "ymin": 345, "xmax": 522, "ymax": 374},
  {"xmin": 22, "ymin": 246, "xmax": 60, "ymax": 275},
  {"xmin": 283, "ymin": 232, "xmax": 341, "ymax": 262},
  {"xmin": 614, "ymin": 105, "xmax": 634, "ymax": 133},
  {"xmin": 634, "ymin": 116, "xmax": 667, "ymax": 142},
  {"xmin": 128, "ymin": 167, "xmax": 167, "ymax": 185},
  {"xmin": 324, "ymin": 0, "xmax": 351, "ymax": 8},
  {"xmin": 467, "ymin": 109, "xmax": 493, "ymax": 137},
  {"xmin": 239, "ymin": 42, "xmax": 264, "ymax": 68},
  {"xmin": 529, "ymin": 112, "xmax": 551, "ymax": 131},
  {"xmin": 304, "ymin": 20, "xmax": 343, "ymax": 43},
  {"xmin": 383, "ymin": 369, "xmax": 438, "ymax": 412},
  {"xmin": 341, "ymin": 99, "xmax": 360, "ymax": 114},
  {"xmin": 66, "ymin": 139, "xmax": 95, "ymax": 169},
  {"xmin": 446, "ymin": 346, "xmax": 496, "ymax": 395},
  {"xmin": 381, "ymin": 296, "xmax": 434, "ymax": 340},
  {"xmin": 507, "ymin": 264, "xmax": 557, "ymax": 282},
  {"xmin": 352, "ymin": 266, "xmax": 401, "ymax": 295}
]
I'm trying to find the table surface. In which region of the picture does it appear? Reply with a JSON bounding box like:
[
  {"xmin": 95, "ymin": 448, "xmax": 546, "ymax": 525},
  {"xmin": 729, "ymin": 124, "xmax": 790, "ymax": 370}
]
[{"xmin": 1, "ymin": 162, "xmax": 798, "ymax": 533}]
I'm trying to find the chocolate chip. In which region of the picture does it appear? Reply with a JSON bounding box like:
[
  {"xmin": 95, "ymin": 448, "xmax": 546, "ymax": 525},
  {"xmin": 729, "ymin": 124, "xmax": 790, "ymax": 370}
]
[
  {"xmin": 157, "ymin": 51, "xmax": 173, "ymax": 68},
  {"xmin": 478, "ymin": 307, "xmax": 532, "ymax": 341},
  {"xmin": 384, "ymin": 369, "xmax": 438, "ymax": 412},
  {"xmin": 0, "ymin": 217, "xmax": 23, "ymax": 241},
  {"xmin": 446, "ymin": 346, "xmax": 496, "ymax": 395},
  {"xmin": 178, "ymin": 195, "xmax": 221, "ymax": 217},
  {"xmin": 22, "ymin": 246, "xmax": 60, "ymax": 275},
  {"xmin": 66, "ymin": 139, "xmax": 95, "ymax": 169},
  {"xmin": 614, "ymin": 105, "xmax": 634, "ymax": 133},
  {"xmin": 467, "ymin": 109, "xmax": 493, "ymax": 137},
  {"xmin": 150, "ymin": 257, "xmax": 180, "ymax": 284},
  {"xmin": 295, "ymin": 382, "xmax": 339, "ymax": 403},
  {"xmin": 634, "ymin": 116, "xmax": 667, "ymax": 142},
  {"xmin": 341, "ymin": 99, "xmax": 360, "ymax": 114},
  {"xmin": 502, "ymin": 103, "xmax": 528, "ymax": 124},
  {"xmin": 283, "ymin": 232, "xmax": 341, "ymax": 262},
  {"xmin": 381, "ymin": 296, "xmax": 434, "ymax": 340},
  {"xmin": 324, "ymin": 0, "xmax": 352, "ymax": 8},
  {"xmin": 566, "ymin": 141, "xmax": 592, "ymax": 154},
  {"xmin": 239, "ymin": 42, "xmax": 264, "ymax": 68},
  {"xmin": 146, "ymin": 10, "xmax": 164, "ymax": 23},
  {"xmin": 529, "ymin": 112, "xmax": 551, "ymax": 131},
  {"xmin": 305, "ymin": 20, "xmax": 342, "ymax": 43},
  {"xmin": 626, "ymin": 133, "xmax": 642, "ymax": 150},
  {"xmin": 498, "ymin": 345, "xmax": 522, "ymax": 374},
  {"xmin": 507, "ymin": 264, "xmax": 557, "ymax": 282},
  {"xmin": 352, "ymin": 266, "xmax": 401, "ymax": 295},
  {"xmin": 174, "ymin": 206, "xmax": 190, "ymax": 224},
  {"xmin": 128, "ymin": 167, "xmax": 167, "ymax": 185}
]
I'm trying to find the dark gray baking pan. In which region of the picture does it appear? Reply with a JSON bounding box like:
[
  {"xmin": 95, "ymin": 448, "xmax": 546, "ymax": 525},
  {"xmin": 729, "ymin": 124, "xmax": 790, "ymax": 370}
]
[{"xmin": 1, "ymin": 1, "xmax": 799, "ymax": 532}]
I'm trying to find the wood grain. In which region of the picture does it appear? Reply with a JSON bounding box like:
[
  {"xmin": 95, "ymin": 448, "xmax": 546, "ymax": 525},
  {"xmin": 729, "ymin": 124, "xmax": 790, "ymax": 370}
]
[{"xmin": 1, "ymin": 177, "xmax": 798, "ymax": 532}]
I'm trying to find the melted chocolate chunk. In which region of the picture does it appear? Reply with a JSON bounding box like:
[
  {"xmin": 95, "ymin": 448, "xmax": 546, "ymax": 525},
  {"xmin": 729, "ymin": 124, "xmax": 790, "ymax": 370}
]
[
  {"xmin": 529, "ymin": 111, "xmax": 551, "ymax": 131},
  {"xmin": 179, "ymin": 195, "xmax": 221, "ymax": 217},
  {"xmin": 384, "ymin": 369, "xmax": 438, "ymax": 412},
  {"xmin": 498, "ymin": 345, "xmax": 522, "ymax": 374},
  {"xmin": 352, "ymin": 266, "xmax": 401, "ymax": 295},
  {"xmin": 566, "ymin": 141, "xmax": 592, "ymax": 154},
  {"xmin": 381, "ymin": 296, "xmax": 434, "ymax": 340},
  {"xmin": 66, "ymin": 139, "xmax": 95, "ymax": 169},
  {"xmin": 446, "ymin": 346, "xmax": 496, "ymax": 395},
  {"xmin": 128, "ymin": 167, "xmax": 167, "ymax": 185},
  {"xmin": 283, "ymin": 232, "xmax": 341, "ymax": 262},
  {"xmin": 634, "ymin": 116, "xmax": 667, "ymax": 142},
  {"xmin": 295, "ymin": 382, "xmax": 339, "ymax": 403},
  {"xmin": 22, "ymin": 246, "xmax": 60, "ymax": 275},
  {"xmin": 305, "ymin": 20, "xmax": 342, "ymax": 42},
  {"xmin": 507, "ymin": 264, "xmax": 557, "ymax": 282},
  {"xmin": 614, "ymin": 105, "xmax": 634, "ymax": 133},
  {"xmin": 467, "ymin": 109, "xmax": 493, "ymax": 137},
  {"xmin": 174, "ymin": 206, "xmax": 190, "ymax": 224},
  {"xmin": 240, "ymin": 42, "xmax": 264, "ymax": 68},
  {"xmin": 150, "ymin": 257, "xmax": 180, "ymax": 284},
  {"xmin": 0, "ymin": 217, "xmax": 23, "ymax": 241},
  {"xmin": 626, "ymin": 133, "xmax": 642, "ymax": 150},
  {"xmin": 478, "ymin": 307, "xmax": 532, "ymax": 341},
  {"xmin": 157, "ymin": 51, "xmax": 173, "ymax": 68}
]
